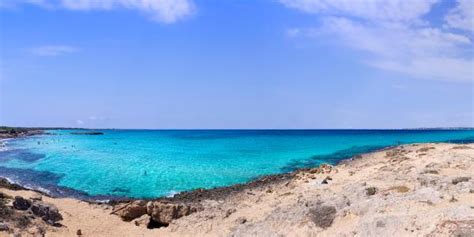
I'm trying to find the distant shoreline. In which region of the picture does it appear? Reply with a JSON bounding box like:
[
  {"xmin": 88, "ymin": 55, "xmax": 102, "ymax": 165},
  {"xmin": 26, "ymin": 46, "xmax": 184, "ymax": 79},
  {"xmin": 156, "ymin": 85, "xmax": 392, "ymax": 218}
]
[
  {"xmin": 1, "ymin": 126, "xmax": 474, "ymax": 131},
  {"xmin": 0, "ymin": 127, "xmax": 45, "ymax": 139}
]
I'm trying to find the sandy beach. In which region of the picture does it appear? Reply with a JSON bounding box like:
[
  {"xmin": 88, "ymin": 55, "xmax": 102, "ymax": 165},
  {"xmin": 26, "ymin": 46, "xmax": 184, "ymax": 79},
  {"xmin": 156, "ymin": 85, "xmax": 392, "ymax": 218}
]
[{"xmin": 1, "ymin": 142, "xmax": 473, "ymax": 236}]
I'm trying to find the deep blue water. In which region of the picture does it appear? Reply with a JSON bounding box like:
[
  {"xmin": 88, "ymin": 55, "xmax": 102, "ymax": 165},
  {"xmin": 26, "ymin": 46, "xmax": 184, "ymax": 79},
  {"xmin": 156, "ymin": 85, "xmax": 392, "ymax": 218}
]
[{"xmin": 0, "ymin": 129, "xmax": 473, "ymax": 199}]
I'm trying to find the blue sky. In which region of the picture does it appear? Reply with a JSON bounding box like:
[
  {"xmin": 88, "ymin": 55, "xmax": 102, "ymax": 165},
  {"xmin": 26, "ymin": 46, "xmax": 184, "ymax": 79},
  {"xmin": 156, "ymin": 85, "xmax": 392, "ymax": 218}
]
[{"xmin": 0, "ymin": 0, "xmax": 473, "ymax": 129}]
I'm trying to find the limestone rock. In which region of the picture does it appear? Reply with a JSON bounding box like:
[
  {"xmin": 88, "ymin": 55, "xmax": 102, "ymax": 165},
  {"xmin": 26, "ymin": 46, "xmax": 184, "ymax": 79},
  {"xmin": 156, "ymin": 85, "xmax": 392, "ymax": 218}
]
[
  {"xmin": 146, "ymin": 201, "xmax": 196, "ymax": 225},
  {"xmin": 133, "ymin": 215, "xmax": 150, "ymax": 227},
  {"xmin": 115, "ymin": 201, "xmax": 148, "ymax": 222}
]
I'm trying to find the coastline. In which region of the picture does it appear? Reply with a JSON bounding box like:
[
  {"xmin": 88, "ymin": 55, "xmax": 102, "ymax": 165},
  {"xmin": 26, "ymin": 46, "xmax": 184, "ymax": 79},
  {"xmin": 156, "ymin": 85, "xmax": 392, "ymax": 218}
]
[
  {"xmin": 0, "ymin": 141, "xmax": 469, "ymax": 203},
  {"xmin": 0, "ymin": 142, "xmax": 427, "ymax": 204},
  {"xmin": 0, "ymin": 131, "xmax": 392, "ymax": 203},
  {"xmin": 1, "ymin": 142, "xmax": 473, "ymax": 236}
]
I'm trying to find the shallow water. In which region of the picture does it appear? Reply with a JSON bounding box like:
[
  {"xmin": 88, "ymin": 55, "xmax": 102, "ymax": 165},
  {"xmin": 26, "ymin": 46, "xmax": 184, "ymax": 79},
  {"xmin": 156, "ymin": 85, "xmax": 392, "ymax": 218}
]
[{"xmin": 0, "ymin": 129, "xmax": 473, "ymax": 199}]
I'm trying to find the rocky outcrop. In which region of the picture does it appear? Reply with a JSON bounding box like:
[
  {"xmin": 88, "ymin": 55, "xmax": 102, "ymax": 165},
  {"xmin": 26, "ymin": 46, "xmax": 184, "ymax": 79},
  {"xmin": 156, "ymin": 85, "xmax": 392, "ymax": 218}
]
[
  {"xmin": 0, "ymin": 127, "xmax": 44, "ymax": 139},
  {"xmin": 11, "ymin": 195, "xmax": 62, "ymax": 225},
  {"xmin": 0, "ymin": 191, "xmax": 61, "ymax": 236},
  {"xmin": 111, "ymin": 200, "xmax": 197, "ymax": 227},
  {"xmin": 0, "ymin": 179, "xmax": 25, "ymax": 191},
  {"xmin": 146, "ymin": 201, "xmax": 197, "ymax": 226}
]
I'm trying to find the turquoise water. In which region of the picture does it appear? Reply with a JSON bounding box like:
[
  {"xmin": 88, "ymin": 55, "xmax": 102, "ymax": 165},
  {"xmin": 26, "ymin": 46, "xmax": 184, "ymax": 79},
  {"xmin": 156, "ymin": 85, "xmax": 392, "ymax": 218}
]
[{"xmin": 0, "ymin": 129, "xmax": 473, "ymax": 199}]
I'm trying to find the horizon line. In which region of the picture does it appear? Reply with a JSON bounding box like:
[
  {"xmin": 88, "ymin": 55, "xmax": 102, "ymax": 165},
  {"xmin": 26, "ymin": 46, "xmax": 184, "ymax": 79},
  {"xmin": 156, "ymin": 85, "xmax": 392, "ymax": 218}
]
[{"xmin": 2, "ymin": 126, "xmax": 474, "ymax": 131}]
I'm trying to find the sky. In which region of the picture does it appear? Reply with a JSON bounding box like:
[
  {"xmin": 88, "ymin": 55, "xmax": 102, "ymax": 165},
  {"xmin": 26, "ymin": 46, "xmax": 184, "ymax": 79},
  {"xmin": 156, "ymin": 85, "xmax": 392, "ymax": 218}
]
[{"xmin": 0, "ymin": 0, "xmax": 473, "ymax": 129}]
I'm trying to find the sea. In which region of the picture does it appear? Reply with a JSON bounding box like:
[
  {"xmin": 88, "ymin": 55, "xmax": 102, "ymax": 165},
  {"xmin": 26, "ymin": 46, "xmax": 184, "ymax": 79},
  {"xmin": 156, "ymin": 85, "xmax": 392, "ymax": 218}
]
[{"xmin": 0, "ymin": 129, "xmax": 473, "ymax": 200}]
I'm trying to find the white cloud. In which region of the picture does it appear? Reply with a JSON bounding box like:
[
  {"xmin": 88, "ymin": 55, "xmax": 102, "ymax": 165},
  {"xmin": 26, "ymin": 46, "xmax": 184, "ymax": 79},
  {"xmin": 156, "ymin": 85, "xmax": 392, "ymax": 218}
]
[
  {"xmin": 280, "ymin": 0, "xmax": 438, "ymax": 22},
  {"xmin": 445, "ymin": 0, "xmax": 474, "ymax": 32},
  {"xmin": 2, "ymin": 0, "xmax": 194, "ymax": 23},
  {"xmin": 76, "ymin": 119, "xmax": 84, "ymax": 125},
  {"xmin": 30, "ymin": 45, "xmax": 79, "ymax": 56},
  {"xmin": 282, "ymin": 0, "xmax": 474, "ymax": 82}
]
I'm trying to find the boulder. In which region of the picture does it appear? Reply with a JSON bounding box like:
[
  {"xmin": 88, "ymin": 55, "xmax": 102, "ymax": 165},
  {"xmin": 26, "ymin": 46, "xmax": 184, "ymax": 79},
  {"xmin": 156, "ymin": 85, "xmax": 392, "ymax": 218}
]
[
  {"xmin": 115, "ymin": 201, "xmax": 148, "ymax": 221},
  {"xmin": 13, "ymin": 196, "xmax": 31, "ymax": 210},
  {"xmin": 30, "ymin": 202, "xmax": 63, "ymax": 224},
  {"xmin": 146, "ymin": 201, "xmax": 196, "ymax": 225}
]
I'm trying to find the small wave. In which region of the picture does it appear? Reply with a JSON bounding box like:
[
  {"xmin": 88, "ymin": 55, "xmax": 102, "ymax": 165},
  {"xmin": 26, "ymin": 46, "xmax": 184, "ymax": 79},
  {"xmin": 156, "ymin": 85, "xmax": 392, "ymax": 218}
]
[
  {"xmin": 0, "ymin": 176, "xmax": 50, "ymax": 195},
  {"xmin": 0, "ymin": 139, "xmax": 10, "ymax": 152},
  {"xmin": 1, "ymin": 176, "xmax": 16, "ymax": 185},
  {"xmin": 93, "ymin": 199, "xmax": 112, "ymax": 204},
  {"xmin": 166, "ymin": 190, "xmax": 180, "ymax": 197},
  {"xmin": 25, "ymin": 185, "xmax": 53, "ymax": 196}
]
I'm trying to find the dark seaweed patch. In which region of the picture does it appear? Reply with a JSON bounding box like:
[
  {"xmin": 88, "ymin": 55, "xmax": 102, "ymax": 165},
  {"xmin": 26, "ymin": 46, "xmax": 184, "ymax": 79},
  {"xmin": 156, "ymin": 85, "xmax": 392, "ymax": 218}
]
[
  {"xmin": 0, "ymin": 167, "xmax": 123, "ymax": 201},
  {"xmin": 0, "ymin": 166, "xmax": 63, "ymax": 187},
  {"xmin": 280, "ymin": 145, "xmax": 386, "ymax": 172},
  {"xmin": 111, "ymin": 187, "xmax": 131, "ymax": 195},
  {"xmin": 0, "ymin": 149, "xmax": 45, "ymax": 163},
  {"xmin": 444, "ymin": 137, "xmax": 474, "ymax": 144}
]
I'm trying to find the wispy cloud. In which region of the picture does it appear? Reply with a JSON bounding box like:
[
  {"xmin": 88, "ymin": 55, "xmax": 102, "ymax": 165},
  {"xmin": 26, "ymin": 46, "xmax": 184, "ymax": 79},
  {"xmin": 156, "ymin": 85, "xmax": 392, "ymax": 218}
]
[
  {"xmin": 445, "ymin": 0, "xmax": 474, "ymax": 32},
  {"xmin": 282, "ymin": 0, "xmax": 474, "ymax": 82},
  {"xmin": 2, "ymin": 0, "xmax": 195, "ymax": 23},
  {"xmin": 280, "ymin": 0, "xmax": 437, "ymax": 22},
  {"xmin": 30, "ymin": 45, "xmax": 79, "ymax": 56}
]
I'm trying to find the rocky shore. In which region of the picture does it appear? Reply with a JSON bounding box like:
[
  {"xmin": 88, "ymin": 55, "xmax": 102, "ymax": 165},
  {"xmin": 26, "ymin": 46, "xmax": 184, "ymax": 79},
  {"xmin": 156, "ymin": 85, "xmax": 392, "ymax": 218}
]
[
  {"xmin": 0, "ymin": 128, "xmax": 44, "ymax": 139},
  {"xmin": 0, "ymin": 143, "xmax": 473, "ymax": 236}
]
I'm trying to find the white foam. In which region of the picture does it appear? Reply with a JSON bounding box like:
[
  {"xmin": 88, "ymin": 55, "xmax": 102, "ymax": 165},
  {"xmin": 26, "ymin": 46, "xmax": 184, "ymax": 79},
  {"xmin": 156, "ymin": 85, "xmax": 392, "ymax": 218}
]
[
  {"xmin": 31, "ymin": 186, "xmax": 52, "ymax": 195},
  {"xmin": 2, "ymin": 176, "xmax": 15, "ymax": 184},
  {"xmin": 0, "ymin": 176, "xmax": 53, "ymax": 196},
  {"xmin": 94, "ymin": 199, "xmax": 111, "ymax": 204},
  {"xmin": 166, "ymin": 190, "xmax": 180, "ymax": 197},
  {"xmin": 0, "ymin": 139, "xmax": 9, "ymax": 152}
]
